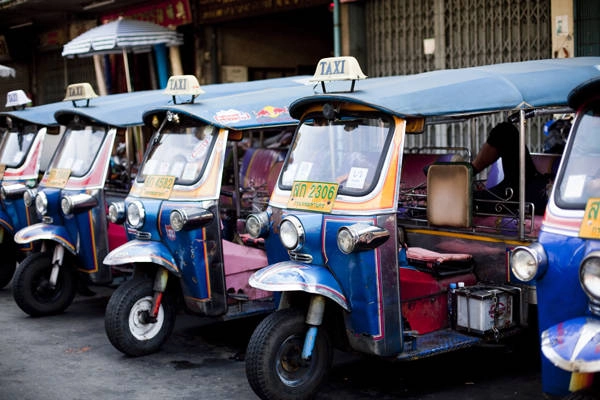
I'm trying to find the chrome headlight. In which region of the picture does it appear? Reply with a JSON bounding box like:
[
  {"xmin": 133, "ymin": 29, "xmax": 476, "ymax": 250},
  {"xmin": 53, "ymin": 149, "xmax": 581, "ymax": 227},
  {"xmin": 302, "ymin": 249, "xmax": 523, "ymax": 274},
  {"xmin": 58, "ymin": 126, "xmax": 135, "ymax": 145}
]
[
  {"xmin": 126, "ymin": 200, "xmax": 145, "ymax": 229},
  {"xmin": 580, "ymin": 252, "xmax": 600, "ymax": 313},
  {"xmin": 279, "ymin": 215, "xmax": 304, "ymax": 251},
  {"xmin": 510, "ymin": 243, "xmax": 547, "ymax": 282},
  {"xmin": 169, "ymin": 208, "xmax": 213, "ymax": 232},
  {"xmin": 108, "ymin": 201, "xmax": 125, "ymax": 224},
  {"xmin": 35, "ymin": 191, "xmax": 48, "ymax": 216},
  {"xmin": 24, "ymin": 188, "xmax": 37, "ymax": 207},
  {"xmin": 1, "ymin": 183, "xmax": 27, "ymax": 201},
  {"xmin": 246, "ymin": 211, "xmax": 270, "ymax": 238},
  {"xmin": 337, "ymin": 224, "xmax": 390, "ymax": 254},
  {"xmin": 61, "ymin": 193, "xmax": 97, "ymax": 215}
]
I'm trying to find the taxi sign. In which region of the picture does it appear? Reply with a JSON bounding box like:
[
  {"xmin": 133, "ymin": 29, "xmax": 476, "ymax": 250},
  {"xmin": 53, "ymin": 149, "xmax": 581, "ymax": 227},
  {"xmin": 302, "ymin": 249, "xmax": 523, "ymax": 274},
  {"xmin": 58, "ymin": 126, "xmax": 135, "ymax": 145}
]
[
  {"xmin": 310, "ymin": 56, "xmax": 366, "ymax": 93},
  {"xmin": 5, "ymin": 89, "xmax": 32, "ymax": 108},
  {"xmin": 63, "ymin": 83, "xmax": 98, "ymax": 105},
  {"xmin": 141, "ymin": 175, "xmax": 176, "ymax": 199},
  {"xmin": 287, "ymin": 181, "xmax": 338, "ymax": 213},
  {"xmin": 165, "ymin": 75, "xmax": 205, "ymax": 104},
  {"xmin": 579, "ymin": 197, "xmax": 600, "ymax": 239},
  {"xmin": 310, "ymin": 56, "xmax": 367, "ymax": 83}
]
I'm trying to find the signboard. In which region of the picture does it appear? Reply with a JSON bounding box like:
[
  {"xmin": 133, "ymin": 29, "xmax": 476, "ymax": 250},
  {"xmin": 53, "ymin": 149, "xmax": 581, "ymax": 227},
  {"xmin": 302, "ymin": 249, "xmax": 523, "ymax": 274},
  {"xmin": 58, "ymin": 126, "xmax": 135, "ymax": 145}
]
[
  {"xmin": 102, "ymin": 0, "xmax": 192, "ymax": 27},
  {"xmin": 580, "ymin": 198, "xmax": 600, "ymax": 239},
  {"xmin": 141, "ymin": 175, "xmax": 176, "ymax": 199},
  {"xmin": 287, "ymin": 181, "xmax": 338, "ymax": 213}
]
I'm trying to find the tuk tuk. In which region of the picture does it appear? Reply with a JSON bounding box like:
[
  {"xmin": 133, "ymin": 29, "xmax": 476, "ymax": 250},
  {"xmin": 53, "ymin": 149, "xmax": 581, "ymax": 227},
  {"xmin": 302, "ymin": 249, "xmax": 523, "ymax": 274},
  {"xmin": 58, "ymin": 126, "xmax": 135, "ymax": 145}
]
[
  {"xmin": 0, "ymin": 90, "xmax": 66, "ymax": 289},
  {"xmin": 101, "ymin": 75, "xmax": 314, "ymax": 356},
  {"xmin": 511, "ymin": 76, "xmax": 600, "ymax": 399},
  {"xmin": 10, "ymin": 83, "xmax": 168, "ymax": 317},
  {"xmin": 242, "ymin": 56, "xmax": 600, "ymax": 399}
]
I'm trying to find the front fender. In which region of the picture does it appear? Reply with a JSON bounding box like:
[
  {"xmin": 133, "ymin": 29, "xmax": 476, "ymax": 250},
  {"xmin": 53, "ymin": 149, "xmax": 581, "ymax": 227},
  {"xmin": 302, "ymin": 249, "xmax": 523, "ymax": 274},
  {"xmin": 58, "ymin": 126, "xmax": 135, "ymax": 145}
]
[
  {"xmin": 103, "ymin": 240, "xmax": 181, "ymax": 277},
  {"xmin": 541, "ymin": 317, "xmax": 600, "ymax": 373},
  {"xmin": 14, "ymin": 223, "xmax": 76, "ymax": 254},
  {"xmin": 249, "ymin": 261, "xmax": 349, "ymax": 311}
]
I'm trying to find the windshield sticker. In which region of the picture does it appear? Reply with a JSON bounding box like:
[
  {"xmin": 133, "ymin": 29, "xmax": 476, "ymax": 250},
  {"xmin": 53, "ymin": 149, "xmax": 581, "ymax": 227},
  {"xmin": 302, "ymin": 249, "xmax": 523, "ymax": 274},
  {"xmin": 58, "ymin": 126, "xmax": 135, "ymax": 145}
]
[
  {"xmin": 288, "ymin": 181, "xmax": 338, "ymax": 213},
  {"xmin": 295, "ymin": 161, "xmax": 313, "ymax": 181},
  {"xmin": 580, "ymin": 198, "xmax": 600, "ymax": 239},
  {"xmin": 46, "ymin": 168, "xmax": 71, "ymax": 188},
  {"xmin": 141, "ymin": 175, "xmax": 176, "ymax": 199},
  {"xmin": 214, "ymin": 109, "xmax": 251, "ymax": 124},
  {"xmin": 346, "ymin": 167, "xmax": 368, "ymax": 189},
  {"xmin": 563, "ymin": 174, "xmax": 585, "ymax": 198}
]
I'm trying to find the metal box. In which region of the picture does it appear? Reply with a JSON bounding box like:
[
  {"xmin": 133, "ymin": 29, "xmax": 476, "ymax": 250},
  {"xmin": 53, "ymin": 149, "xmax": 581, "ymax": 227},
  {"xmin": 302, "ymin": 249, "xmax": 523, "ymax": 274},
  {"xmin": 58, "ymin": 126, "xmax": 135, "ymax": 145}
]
[{"xmin": 455, "ymin": 285, "xmax": 518, "ymax": 334}]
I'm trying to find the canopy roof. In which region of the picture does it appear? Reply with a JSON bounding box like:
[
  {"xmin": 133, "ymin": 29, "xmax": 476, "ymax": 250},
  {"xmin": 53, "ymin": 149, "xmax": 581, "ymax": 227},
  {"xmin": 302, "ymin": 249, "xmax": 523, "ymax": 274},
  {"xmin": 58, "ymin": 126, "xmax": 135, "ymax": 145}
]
[
  {"xmin": 0, "ymin": 100, "xmax": 68, "ymax": 127},
  {"xmin": 53, "ymin": 75, "xmax": 313, "ymax": 127},
  {"xmin": 289, "ymin": 57, "xmax": 600, "ymax": 120},
  {"xmin": 142, "ymin": 77, "xmax": 315, "ymax": 130}
]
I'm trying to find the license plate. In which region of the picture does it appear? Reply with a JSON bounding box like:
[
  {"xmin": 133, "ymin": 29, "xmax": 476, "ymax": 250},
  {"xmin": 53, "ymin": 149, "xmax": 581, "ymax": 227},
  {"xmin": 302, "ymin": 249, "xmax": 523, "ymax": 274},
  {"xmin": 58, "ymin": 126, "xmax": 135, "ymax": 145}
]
[
  {"xmin": 580, "ymin": 197, "xmax": 600, "ymax": 239},
  {"xmin": 287, "ymin": 181, "xmax": 338, "ymax": 213},
  {"xmin": 141, "ymin": 175, "xmax": 176, "ymax": 199},
  {"xmin": 45, "ymin": 168, "xmax": 71, "ymax": 188}
]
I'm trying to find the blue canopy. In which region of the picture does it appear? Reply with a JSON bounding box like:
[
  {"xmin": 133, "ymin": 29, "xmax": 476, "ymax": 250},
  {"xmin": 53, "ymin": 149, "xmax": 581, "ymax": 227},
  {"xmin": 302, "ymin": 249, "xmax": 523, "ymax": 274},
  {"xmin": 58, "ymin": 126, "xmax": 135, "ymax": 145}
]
[
  {"xmin": 0, "ymin": 100, "xmax": 69, "ymax": 126},
  {"xmin": 289, "ymin": 57, "xmax": 600, "ymax": 119},
  {"xmin": 54, "ymin": 75, "xmax": 313, "ymax": 128},
  {"xmin": 142, "ymin": 78, "xmax": 316, "ymax": 130}
]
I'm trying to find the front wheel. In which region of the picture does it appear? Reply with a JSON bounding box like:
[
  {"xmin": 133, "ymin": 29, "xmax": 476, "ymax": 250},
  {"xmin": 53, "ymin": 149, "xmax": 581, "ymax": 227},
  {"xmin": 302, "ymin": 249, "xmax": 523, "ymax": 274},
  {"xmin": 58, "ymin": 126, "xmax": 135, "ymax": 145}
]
[
  {"xmin": 104, "ymin": 277, "xmax": 176, "ymax": 357},
  {"xmin": 12, "ymin": 252, "xmax": 76, "ymax": 316},
  {"xmin": 245, "ymin": 308, "xmax": 333, "ymax": 400}
]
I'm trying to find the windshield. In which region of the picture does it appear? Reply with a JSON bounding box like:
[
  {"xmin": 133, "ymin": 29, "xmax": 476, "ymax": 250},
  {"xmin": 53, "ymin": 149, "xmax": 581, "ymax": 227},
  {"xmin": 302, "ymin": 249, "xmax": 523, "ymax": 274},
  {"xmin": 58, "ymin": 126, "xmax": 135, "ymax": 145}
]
[
  {"xmin": 280, "ymin": 114, "xmax": 393, "ymax": 196},
  {"xmin": 138, "ymin": 124, "xmax": 217, "ymax": 186},
  {"xmin": 555, "ymin": 100, "xmax": 600, "ymax": 209},
  {"xmin": 49, "ymin": 126, "xmax": 106, "ymax": 177},
  {"xmin": 0, "ymin": 125, "xmax": 36, "ymax": 168}
]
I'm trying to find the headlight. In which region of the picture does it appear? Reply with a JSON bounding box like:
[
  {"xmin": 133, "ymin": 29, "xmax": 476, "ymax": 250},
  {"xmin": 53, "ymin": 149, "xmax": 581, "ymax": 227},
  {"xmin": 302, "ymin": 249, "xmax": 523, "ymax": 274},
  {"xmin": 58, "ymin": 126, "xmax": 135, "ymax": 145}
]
[
  {"xmin": 1, "ymin": 183, "xmax": 27, "ymax": 201},
  {"xmin": 169, "ymin": 207, "xmax": 213, "ymax": 232},
  {"xmin": 108, "ymin": 201, "xmax": 125, "ymax": 224},
  {"xmin": 337, "ymin": 224, "xmax": 390, "ymax": 254},
  {"xmin": 510, "ymin": 243, "xmax": 547, "ymax": 282},
  {"xmin": 61, "ymin": 193, "xmax": 97, "ymax": 215},
  {"xmin": 246, "ymin": 211, "xmax": 270, "ymax": 238},
  {"xmin": 580, "ymin": 252, "xmax": 600, "ymax": 310},
  {"xmin": 35, "ymin": 191, "xmax": 48, "ymax": 216},
  {"xmin": 279, "ymin": 215, "xmax": 304, "ymax": 251},
  {"xmin": 126, "ymin": 200, "xmax": 145, "ymax": 229},
  {"xmin": 24, "ymin": 188, "xmax": 37, "ymax": 207}
]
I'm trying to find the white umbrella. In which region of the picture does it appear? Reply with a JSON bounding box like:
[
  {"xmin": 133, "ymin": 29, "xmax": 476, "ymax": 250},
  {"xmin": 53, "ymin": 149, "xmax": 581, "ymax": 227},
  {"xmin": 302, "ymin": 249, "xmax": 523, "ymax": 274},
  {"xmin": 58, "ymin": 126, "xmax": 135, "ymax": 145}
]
[
  {"xmin": 62, "ymin": 17, "xmax": 183, "ymax": 92},
  {"xmin": 0, "ymin": 65, "xmax": 15, "ymax": 78}
]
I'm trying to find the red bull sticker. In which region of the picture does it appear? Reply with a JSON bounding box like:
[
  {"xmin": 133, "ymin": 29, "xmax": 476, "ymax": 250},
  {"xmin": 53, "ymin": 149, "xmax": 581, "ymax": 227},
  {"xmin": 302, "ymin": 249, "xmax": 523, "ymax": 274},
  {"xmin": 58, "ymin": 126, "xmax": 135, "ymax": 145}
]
[
  {"xmin": 214, "ymin": 109, "xmax": 251, "ymax": 124},
  {"xmin": 255, "ymin": 106, "xmax": 288, "ymax": 119}
]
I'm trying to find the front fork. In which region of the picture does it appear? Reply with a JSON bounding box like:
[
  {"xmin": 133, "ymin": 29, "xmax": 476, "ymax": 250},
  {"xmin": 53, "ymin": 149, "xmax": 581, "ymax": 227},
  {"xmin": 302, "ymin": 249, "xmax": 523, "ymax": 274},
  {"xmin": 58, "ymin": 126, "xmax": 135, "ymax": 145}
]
[
  {"xmin": 47, "ymin": 243, "xmax": 65, "ymax": 289},
  {"xmin": 302, "ymin": 295, "xmax": 326, "ymax": 360},
  {"xmin": 144, "ymin": 268, "xmax": 169, "ymax": 323}
]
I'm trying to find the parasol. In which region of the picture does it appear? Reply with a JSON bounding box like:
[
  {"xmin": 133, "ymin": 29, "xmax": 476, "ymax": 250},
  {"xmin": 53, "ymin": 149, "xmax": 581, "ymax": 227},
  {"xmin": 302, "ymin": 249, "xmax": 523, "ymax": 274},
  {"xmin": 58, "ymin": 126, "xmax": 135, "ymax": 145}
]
[{"xmin": 62, "ymin": 17, "xmax": 183, "ymax": 92}]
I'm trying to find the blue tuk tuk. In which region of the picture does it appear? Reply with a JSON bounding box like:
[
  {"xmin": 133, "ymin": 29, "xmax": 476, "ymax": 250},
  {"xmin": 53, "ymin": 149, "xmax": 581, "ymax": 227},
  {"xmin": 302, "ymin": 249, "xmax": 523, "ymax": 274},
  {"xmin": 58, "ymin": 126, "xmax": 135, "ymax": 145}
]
[
  {"xmin": 0, "ymin": 91, "xmax": 66, "ymax": 289},
  {"xmin": 101, "ymin": 74, "xmax": 316, "ymax": 356},
  {"xmin": 511, "ymin": 76, "xmax": 600, "ymax": 399},
  {"xmin": 242, "ymin": 56, "xmax": 600, "ymax": 399}
]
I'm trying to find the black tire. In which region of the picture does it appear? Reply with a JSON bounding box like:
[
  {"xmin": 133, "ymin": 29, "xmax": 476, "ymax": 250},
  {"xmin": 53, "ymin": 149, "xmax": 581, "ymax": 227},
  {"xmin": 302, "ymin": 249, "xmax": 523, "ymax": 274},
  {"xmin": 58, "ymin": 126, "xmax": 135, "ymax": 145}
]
[
  {"xmin": 0, "ymin": 240, "xmax": 17, "ymax": 289},
  {"xmin": 104, "ymin": 277, "xmax": 176, "ymax": 357},
  {"xmin": 12, "ymin": 252, "xmax": 76, "ymax": 317},
  {"xmin": 245, "ymin": 308, "xmax": 332, "ymax": 400}
]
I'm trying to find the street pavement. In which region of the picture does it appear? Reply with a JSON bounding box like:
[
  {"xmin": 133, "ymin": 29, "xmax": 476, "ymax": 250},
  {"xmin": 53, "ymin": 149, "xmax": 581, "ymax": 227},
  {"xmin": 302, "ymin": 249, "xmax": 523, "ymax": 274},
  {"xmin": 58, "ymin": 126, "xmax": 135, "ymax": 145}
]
[{"xmin": 0, "ymin": 283, "xmax": 548, "ymax": 400}]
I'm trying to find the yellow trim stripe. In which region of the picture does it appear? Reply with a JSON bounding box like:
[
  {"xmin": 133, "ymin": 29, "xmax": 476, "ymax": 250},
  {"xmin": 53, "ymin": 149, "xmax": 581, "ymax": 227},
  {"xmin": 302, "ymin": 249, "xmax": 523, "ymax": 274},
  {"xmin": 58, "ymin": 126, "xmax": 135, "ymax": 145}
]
[{"xmin": 406, "ymin": 228, "xmax": 531, "ymax": 246}]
